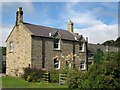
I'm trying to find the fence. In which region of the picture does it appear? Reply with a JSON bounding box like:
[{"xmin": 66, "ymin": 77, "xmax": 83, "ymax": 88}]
[
  {"xmin": 42, "ymin": 72, "xmax": 50, "ymax": 82},
  {"xmin": 59, "ymin": 74, "xmax": 67, "ymax": 85}
]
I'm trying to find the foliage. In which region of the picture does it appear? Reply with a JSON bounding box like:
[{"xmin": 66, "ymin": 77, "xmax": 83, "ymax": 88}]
[
  {"xmin": 0, "ymin": 47, "xmax": 6, "ymax": 73},
  {"xmin": 2, "ymin": 47, "xmax": 6, "ymax": 55},
  {"xmin": 102, "ymin": 37, "xmax": 120, "ymax": 48},
  {"xmin": 67, "ymin": 52, "xmax": 120, "ymax": 89},
  {"xmin": 102, "ymin": 40, "xmax": 115, "ymax": 46},
  {"xmin": 22, "ymin": 68, "xmax": 46, "ymax": 82},
  {"xmin": 93, "ymin": 49, "xmax": 104, "ymax": 64},
  {"xmin": 2, "ymin": 61, "xmax": 6, "ymax": 73},
  {"xmin": 49, "ymin": 68, "xmax": 59, "ymax": 83},
  {"xmin": 66, "ymin": 69, "xmax": 83, "ymax": 88},
  {"xmin": 59, "ymin": 67, "xmax": 70, "ymax": 74}
]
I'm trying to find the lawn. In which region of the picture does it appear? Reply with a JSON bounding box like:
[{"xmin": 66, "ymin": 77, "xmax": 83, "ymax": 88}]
[{"xmin": 1, "ymin": 76, "xmax": 68, "ymax": 88}]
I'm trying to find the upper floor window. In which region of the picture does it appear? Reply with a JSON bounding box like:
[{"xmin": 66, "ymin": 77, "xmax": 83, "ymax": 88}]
[
  {"xmin": 54, "ymin": 58, "xmax": 60, "ymax": 70},
  {"xmin": 80, "ymin": 42, "xmax": 84, "ymax": 52},
  {"xmin": 54, "ymin": 38, "xmax": 60, "ymax": 50},
  {"xmin": 10, "ymin": 41, "xmax": 14, "ymax": 52}
]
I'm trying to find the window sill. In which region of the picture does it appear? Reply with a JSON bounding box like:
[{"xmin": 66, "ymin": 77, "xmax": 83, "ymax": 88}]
[
  {"xmin": 53, "ymin": 48, "xmax": 61, "ymax": 51},
  {"xmin": 55, "ymin": 68, "xmax": 60, "ymax": 70},
  {"xmin": 79, "ymin": 51, "xmax": 85, "ymax": 53},
  {"xmin": 9, "ymin": 51, "xmax": 13, "ymax": 53},
  {"xmin": 80, "ymin": 68, "xmax": 86, "ymax": 71}
]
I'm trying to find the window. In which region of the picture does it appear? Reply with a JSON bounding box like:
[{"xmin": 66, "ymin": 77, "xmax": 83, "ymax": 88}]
[
  {"xmin": 54, "ymin": 38, "xmax": 60, "ymax": 50},
  {"xmin": 80, "ymin": 42, "xmax": 84, "ymax": 52},
  {"xmin": 9, "ymin": 41, "xmax": 14, "ymax": 52},
  {"xmin": 54, "ymin": 58, "xmax": 60, "ymax": 69},
  {"xmin": 80, "ymin": 61, "xmax": 85, "ymax": 70}
]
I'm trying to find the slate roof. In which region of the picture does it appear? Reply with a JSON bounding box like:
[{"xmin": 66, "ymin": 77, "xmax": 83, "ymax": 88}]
[
  {"xmin": 23, "ymin": 23, "xmax": 83, "ymax": 41},
  {"xmin": 88, "ymin": 43, "xmax": 119, "ymax": 54}
]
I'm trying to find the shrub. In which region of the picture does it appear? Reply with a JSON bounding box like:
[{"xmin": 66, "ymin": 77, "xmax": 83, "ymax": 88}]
[
  {"xmin": 66, "ymin": 52, "xmax": 120, "ymax": 89},
  {"xmin": 59, "ymin": 67, "xmax": 69, "ymax": 74},
  {"xmin": 27, "ymin": 75, "xmax": 32, "ymax": 82},
  {"xmin": 49, "ymin": 68, "xmax": 59, "ymax": 83},
  {"xmin": 66, "ymin": 69, "xmax": 82, "ymax": 88},
  {"xmin": 22, "ymin": 68, "xmax": 46, "ymax": 82}
]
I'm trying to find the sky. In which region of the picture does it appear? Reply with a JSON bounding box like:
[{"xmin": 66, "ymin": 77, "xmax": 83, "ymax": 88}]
[{"xmin": 1, "ymin": 1, "xmax": 119, "ymax": 46}]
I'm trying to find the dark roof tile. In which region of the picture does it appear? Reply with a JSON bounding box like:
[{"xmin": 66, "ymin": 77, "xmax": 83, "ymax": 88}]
[{"xmin": 23, "ymin": 23, "xmax": 81, "ymax": 41}]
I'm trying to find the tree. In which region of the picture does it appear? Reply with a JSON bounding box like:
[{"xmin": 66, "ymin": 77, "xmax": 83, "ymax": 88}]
[
  {"xmin": 83, "ymin": 52, "xmax": 120, "ymax": 88},
  {"xmin": 102, "ymin": 37, "xmax": 120, "ymax": 48},
  {"xmin": 102, "ymin": 40, "xmax": 115, "ymax": 46},
  {"xmin": 2, "ymin": 47, "xmax": 6, "ymax": 55},
  {"xmin": 93, "ymin": 49, "xmax": 104, "ymax": 64},
  {"xmin": 115, "ymin": 37, "xmax": 120, "ymax": 47}
]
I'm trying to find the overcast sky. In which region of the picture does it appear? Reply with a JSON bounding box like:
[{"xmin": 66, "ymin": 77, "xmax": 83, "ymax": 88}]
[{"xmin": 1, "ymin": 1, "xmax": 118, "ymax": 46}]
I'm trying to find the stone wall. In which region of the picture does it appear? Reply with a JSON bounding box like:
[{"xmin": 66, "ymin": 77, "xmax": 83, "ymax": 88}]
[
  {"xmin": 6, "ymin": 23, "xmax": 87, "ymax": 77},
  {"xmin": 6, "ymin": 24, "xmax": 32, "ymax": 77},
  {"xmin": 31, "ymin": 36, "xmax": 87, "ymax": 70}
]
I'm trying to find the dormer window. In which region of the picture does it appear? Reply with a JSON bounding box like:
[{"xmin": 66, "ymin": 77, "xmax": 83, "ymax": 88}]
[
  {"xmin": 9, "ymin": 41, "xmax": 14, "ymax": 52},
  {"xmin": 80, "ymin": 42, "xmax": 84, "ymax": 52},
  {"xmin": 49, "ymin": 33, "xmax": 51, "ymax": 36},
  {"xmin": 74, "ymin": 37, "xmax": 77, "ymax": 40},
  {"xmin": 54, "ymin": 38, "xmax": 60, "ymax": 50}
]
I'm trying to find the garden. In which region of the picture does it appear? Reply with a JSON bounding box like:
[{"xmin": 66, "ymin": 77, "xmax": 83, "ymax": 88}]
[{"xmin": 1, "ymin": 51, "xmax": 120, "ymax": 89}]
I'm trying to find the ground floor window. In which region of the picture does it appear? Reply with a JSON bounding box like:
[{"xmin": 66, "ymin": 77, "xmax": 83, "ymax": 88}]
[
  {"xmin": 54, "ymin": 58, "xmax": 60, "ymax": 69},
  {"xmin": 80, "ymin": 61, "xmax": 85, "ymax": 70}
]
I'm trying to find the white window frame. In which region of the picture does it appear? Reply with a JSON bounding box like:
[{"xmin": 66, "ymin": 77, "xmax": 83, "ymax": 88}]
[
  {"xmin": 80, "ymin": 61, "xmax": 85, "ymax": 70},
  {"xmin": 80, "ymin": 42, "xmax": 84, "ymax": 52},
  {"xmin": 53, "ymin": 38, "xmax": 60, "ymax": 50},
  {"xmin": 54, "ymin": 58, "xmax": 60, "ymax": 70},
  {"xmin": 9, "ymin": 41, "xmax": 14, "ymax": 52}
]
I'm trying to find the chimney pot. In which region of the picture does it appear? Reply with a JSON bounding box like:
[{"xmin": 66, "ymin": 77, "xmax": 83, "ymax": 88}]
[
  {"xmin": 68, "ymin": 19, "xmax": 74, "ymax": 33},
  {"xmin": 16, "ymin": 7, "xmax": 23, "ymax": 26}
]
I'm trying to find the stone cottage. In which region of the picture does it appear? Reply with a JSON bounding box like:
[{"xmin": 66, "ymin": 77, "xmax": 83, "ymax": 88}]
[{"xmin": 6, "ymin": 7, "xmax": 88, "ymax": 77}]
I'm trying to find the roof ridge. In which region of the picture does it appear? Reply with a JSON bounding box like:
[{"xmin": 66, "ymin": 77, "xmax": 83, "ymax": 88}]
[
  {"xmin": 23, "ymin": 22, "xmax": 82, "ymax": 41},
  {"xmin": 23, "ymin": 22, "xmax": 69, "ymax": 32}
]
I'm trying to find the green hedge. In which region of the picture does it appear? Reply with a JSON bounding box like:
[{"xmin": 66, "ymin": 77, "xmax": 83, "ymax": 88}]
[{"xmin": 22, "ymin": 68, "xmax": 46, "ymax": 82}]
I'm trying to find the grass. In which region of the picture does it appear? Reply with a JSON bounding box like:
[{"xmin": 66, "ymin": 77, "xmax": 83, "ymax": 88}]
[{"xmin": 1, "ymin": 76, "xmax": 68, "ymax": 88}]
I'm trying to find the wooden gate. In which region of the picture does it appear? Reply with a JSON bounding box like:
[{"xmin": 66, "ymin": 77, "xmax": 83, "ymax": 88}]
[
  {"xmin": 59, "ymin": 74, "xmax": 67, "ymax": 85},
  {"xmin": 42, "ymin": 72, "xmax": 50, "ymax": 82}
]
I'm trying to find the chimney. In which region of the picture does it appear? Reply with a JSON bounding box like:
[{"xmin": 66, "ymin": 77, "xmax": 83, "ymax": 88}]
[
  {"xmin": 16, "ymin": 7, "xmax": 23, "ymax": 26},
  {"xmin": 68, "ymin": 20, "xmax": 74, "ymax": 33}
]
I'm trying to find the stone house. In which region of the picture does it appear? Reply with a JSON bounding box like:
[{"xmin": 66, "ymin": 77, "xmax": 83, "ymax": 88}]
[{"xmin": 6, "ymin": 7, "xmax": 88, "ymax": 77}]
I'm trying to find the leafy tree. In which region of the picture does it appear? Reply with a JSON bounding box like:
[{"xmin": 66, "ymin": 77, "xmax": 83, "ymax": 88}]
[
  {"xmin": 2, "ymin": 47, "xmax": 6, "ymax": 55},
  {"xmin": 115, "ymin": 37, "xmax": 120, "ymax": 47},
  {"xmin": 67, "ymin": 52, "xmax": 120, "ymax": 88},
  {"xmin": 102, "ymin": 40, "xmax": 115, "ymax": 46},
  {"xmin": 83, "ymin": 52, "xmax": 120, "ymax": 88},
  {"xmin": 102, "ymin": 37, "xmax": 120, "ymax": 48},
  {"xmin": 93, "ymin": 49, "xmax": 104, "ymax": 64}
]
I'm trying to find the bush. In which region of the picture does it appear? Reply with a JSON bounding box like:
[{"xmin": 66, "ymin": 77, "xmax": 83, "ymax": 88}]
[
  {"xmin": 66, "ymin": 52, "xmax": 120, "ymax": 89},
  {"xmin": 2, "ymin": 61, "xmax": 6, "ymax": 73},
  {"xmin": 66, "ymin": 69, "xmax": 82, "ymax": 88},
  {"xmin": 22, "ymin": 68, "xmax": 46, "ymax": 82},
  {"xmin": 49, "ymin": 68, "xmax": 59, "ymax": 83},
  {"xmin": 27, "ymin": 75, "xmax": 32, "ymax": 82},
  {"xmin": 59, "ymin": 67, "xmax": 69, "ymax": 74}
]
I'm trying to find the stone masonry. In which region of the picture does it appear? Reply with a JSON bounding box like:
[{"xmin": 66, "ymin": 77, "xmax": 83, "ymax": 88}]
[{"xmin": 6, "ymin": 7, "xmax": 88, "ymax": 77}]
